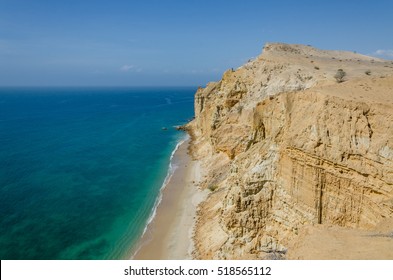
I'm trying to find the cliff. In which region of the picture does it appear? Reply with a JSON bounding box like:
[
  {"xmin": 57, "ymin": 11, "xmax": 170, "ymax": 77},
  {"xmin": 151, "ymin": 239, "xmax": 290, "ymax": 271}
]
[{"xmin": 187, "ymin": 43, "xmax": 393, "ymax": 259}]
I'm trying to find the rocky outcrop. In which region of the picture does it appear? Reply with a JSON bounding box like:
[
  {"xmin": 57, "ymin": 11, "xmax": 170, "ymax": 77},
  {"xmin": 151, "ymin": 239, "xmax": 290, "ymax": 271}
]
[{"xmin": 188, "ymin": 43, "xmax": 393, "ymax": 259}]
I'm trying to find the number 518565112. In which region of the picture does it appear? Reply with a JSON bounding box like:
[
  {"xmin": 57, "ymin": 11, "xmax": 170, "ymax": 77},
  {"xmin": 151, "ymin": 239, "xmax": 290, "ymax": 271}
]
[{"xmin": 217, "ymin": 266, "xmax": 271, "ymax": 276}]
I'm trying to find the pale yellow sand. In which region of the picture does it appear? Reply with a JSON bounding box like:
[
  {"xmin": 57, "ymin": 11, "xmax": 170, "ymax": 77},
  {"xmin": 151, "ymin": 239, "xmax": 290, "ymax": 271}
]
[{"xmin": 132, "ymin": 139, "xmax": 207, "ymax": 259}]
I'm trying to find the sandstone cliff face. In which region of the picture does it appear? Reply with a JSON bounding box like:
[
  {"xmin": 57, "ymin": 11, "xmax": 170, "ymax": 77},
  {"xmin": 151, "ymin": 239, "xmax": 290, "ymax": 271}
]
[{"xmin": 189, "ymin": 43, "xmax": 393, "ymax": 259}]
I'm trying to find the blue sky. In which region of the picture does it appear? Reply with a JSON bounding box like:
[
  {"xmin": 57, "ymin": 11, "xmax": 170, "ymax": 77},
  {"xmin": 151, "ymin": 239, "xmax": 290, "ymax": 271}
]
[{"xmin": 1, "ymin": 0, "xmax": 392, "ymax": 86}]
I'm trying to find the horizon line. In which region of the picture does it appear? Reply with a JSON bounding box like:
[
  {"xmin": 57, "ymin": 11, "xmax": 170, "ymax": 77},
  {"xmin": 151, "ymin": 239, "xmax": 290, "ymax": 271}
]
[{"xmin": 0, "ymin": 85, "xmax": 201, "ymax": 88}]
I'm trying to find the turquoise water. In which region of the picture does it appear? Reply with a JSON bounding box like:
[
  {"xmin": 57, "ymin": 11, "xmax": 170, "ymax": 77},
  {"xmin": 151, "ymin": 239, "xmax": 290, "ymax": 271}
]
[{"xmin": 0, "ymin": 87, "xmax": 195, "ymax": 259}]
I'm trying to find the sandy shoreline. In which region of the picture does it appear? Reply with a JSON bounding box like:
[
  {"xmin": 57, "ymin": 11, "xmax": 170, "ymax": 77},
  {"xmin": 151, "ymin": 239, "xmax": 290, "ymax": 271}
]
[{"xmin": 132, "ymin": 138, "xmax": 206, "ymax": 259}]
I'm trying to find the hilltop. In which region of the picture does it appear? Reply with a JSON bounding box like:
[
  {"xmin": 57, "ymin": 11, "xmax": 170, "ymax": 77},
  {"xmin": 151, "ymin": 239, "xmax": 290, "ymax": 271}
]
[{"xmin": 187, "ymin": 43, "xmax": 393, "ymax": 259}]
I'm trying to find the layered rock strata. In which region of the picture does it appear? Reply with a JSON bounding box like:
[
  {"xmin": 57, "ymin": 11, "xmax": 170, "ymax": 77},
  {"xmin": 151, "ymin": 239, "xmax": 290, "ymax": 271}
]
[{"xmin": 187, "ymin": 43, "xmax": 393, "ymax": 259}]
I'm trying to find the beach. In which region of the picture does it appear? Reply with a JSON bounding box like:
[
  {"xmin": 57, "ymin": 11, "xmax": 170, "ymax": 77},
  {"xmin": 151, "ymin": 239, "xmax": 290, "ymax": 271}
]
[
  {"xmin": 0, "ymin": 87, "xmax": 196, "ymax": 260},
  {"xmin": 132, "ymin": 139, "xmax": 206, "ymax": 259}
]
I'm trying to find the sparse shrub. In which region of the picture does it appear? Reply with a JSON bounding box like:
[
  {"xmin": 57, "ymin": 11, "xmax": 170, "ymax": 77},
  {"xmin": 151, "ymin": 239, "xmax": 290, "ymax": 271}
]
[
  {"xmin": 314, "ymin": 66, "xmax": 320, "ymax": 70},
  {"xmin": 264, "ymin": 249, "xmax": 288, "ymax": 260},
  {"xmin": 365, "ymin": 70, "xmax": 371, "ymax": 75},
  {"xmin": 236, "ymin": 104, "xmax": 244, "ymax": 114},
  {"xmin": 334, "ymin": 69, "xmax": 346, "ymax": 83},
  {"xmin": 208, "ymin": 185, "xmax": 219, "ymax": 192}
]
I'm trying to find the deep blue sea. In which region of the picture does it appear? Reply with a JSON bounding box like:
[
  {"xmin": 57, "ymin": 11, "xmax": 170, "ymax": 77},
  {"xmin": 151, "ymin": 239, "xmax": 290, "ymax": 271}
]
[{"xmin": 0, "ymin": 87, "xmax": 195, "ymax": 259}]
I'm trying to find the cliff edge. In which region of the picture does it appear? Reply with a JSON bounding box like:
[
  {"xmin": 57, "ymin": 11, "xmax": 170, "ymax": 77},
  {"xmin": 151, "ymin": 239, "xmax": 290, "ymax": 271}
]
[{"xmin": 187, "ymin": 43, "xmax": 393, "ymax": 259}]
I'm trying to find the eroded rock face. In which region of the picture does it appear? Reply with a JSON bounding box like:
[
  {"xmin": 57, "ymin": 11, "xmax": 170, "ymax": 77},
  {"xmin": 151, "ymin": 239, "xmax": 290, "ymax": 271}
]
[{"xmin": 189, "ymin": 43, "xmax": 393, "ymax": 259}]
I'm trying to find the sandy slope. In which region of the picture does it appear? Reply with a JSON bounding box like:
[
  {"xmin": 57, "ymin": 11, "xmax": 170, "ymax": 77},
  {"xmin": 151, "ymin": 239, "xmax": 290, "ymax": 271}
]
[{"xmin": 133, "ymin": 140, "xmax": 207, "ymax": 259}]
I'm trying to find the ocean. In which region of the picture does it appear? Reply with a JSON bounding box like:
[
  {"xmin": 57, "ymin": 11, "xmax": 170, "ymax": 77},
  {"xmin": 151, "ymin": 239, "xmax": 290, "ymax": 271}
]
[{"xmin": 0, "ymin": 87, "xmax": 195, "ymax": 259}]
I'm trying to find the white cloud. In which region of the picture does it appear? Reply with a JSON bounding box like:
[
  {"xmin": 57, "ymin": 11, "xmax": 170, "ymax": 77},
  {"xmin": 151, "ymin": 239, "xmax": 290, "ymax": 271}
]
[
  {"xmin": 374, "ymin": 49, "xmax": 393, "ymax": 58},
  {"xmin": 120, "ymin": 64, "xmax": 134, "ymax": 71},
  {"xmin": 120, "ymin": 65, "xmax": 143, "ymax": 73}
]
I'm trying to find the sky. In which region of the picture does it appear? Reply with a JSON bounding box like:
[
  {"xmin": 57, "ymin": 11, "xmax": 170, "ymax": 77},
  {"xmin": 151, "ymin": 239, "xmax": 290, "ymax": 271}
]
[{"xmin": 0, "ymin": 0, "xmax": 392, "ymax": 86}]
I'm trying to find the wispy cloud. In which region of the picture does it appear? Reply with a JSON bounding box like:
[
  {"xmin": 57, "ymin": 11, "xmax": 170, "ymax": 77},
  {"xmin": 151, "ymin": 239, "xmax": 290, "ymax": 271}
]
[
  {"xmin": 120, "ymin": 64, "xmax": 134, "ymax": 71},
  {"xmin": 120, "ymin": 64, "xmax": 143, "ymax": 73},
  {"xmin": 374, "ymin": 49, "xmax": 393, "ymax": 58}
]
